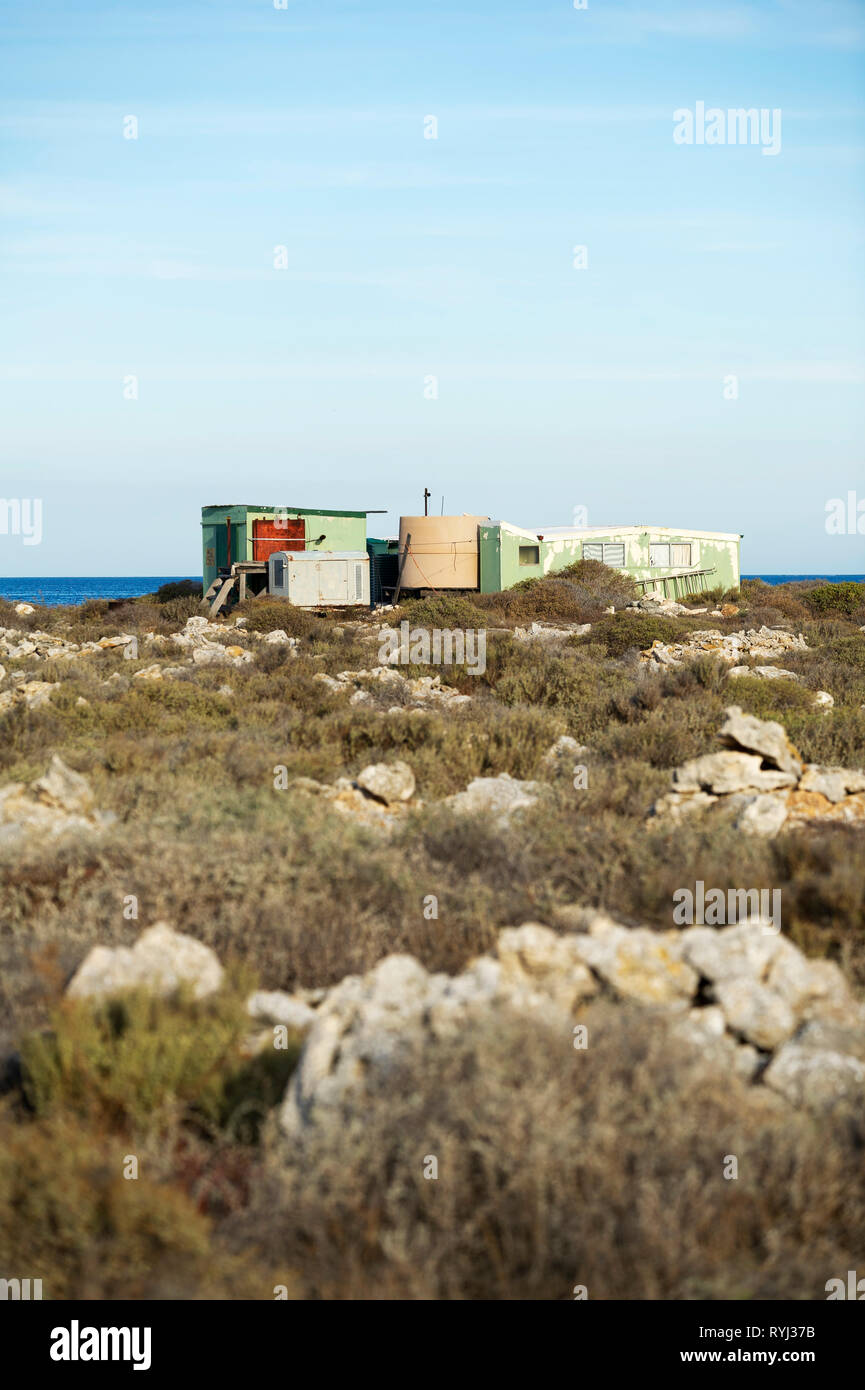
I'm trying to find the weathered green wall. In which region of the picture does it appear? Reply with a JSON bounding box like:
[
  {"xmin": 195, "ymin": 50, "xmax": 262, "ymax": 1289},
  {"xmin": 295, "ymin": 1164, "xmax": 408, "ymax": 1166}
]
[
  {"xmin": 481, "ymin": 524, "xmax": 740, "ymax": 596},
  {"xmin": 201, "ymin": 505, "xmax": 368, "ymax": 592}
]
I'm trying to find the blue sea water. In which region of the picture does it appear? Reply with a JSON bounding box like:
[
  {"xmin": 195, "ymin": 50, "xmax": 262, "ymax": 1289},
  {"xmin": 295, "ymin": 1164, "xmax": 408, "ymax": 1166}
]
[
  {"xmin": 0, "ymin": 574, "xmax": 861, "ymax": 607},
  {"xmin": 0, "ymin": 577, "xmax": 201, "ymax": 606},
  {"xmin": 742, "ymin": 574, "xmax": 864, "ymax": 584}
]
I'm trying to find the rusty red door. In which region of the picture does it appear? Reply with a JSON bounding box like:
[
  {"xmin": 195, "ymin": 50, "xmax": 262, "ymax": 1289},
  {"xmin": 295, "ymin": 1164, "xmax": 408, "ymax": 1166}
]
[{"xmin": 252, "ymin": 516, "xmax": 305, "ymax": 562}]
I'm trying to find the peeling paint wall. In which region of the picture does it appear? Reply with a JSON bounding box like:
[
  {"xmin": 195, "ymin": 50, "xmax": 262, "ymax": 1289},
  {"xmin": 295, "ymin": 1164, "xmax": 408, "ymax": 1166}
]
[{"xmin": 480, "ymin": 524, "xmax": 740, "ymax": 596}]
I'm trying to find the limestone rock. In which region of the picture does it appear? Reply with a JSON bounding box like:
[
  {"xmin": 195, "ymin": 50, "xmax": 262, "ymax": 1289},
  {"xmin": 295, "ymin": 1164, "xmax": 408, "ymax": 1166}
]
[
  {"xmin": 0, "ymin": 755, "xmax": 110, "ymax": 846},
  {"xmin": 445, "ymin": 773, "xmax": 541, "ymax": 824},
  {"xmin": 719, "ymin": 705, "xmax": 803, "ymax": 777},
  {"xmin": 672, "ymin": 751, "xmax": 796, "ymax": 795},
  {"xmin": 731, "ymin": 792, "xmax": 790, "ymax": 837},
  {"xmin": 246, "ymin": 991, "xmax": 317, "ymax": 1031},
  {"xmin": 67, "ymin": 923, "xmax": 223, "ymax": 1002},
  {"xmin": 356, "ymin": 760, "xmax": 416, "ymax": 805},
  {"xmin": 571, "ymin": 917, "xmax": 699, "ymax": 1008},
  {"xmin": 763, "ymin": 1043, "xmax": 865, "ymax": 1110}
]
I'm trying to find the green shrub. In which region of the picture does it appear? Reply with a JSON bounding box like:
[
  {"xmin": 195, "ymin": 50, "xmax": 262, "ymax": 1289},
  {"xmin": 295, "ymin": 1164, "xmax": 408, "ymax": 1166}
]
[
  {"xmin": 804, "ymin": 582, "xmax": 865, "ymax": 617},
  {"xmin": 156, "ymin": 580, "xmax": 203, "ymax": 603},
  {"xmin": 235, "ymin": 597, "xmax": 323, "ymax": 637},
  {"xmin": 580, "ymin": 613, "xmax": 684, "ymax": 658},
  {"xmin": 160, "ymin": 595, "xmax": 206, "ymax": 626},
  {"xmin": 554, "ymin": 557, "xmax": 638, "ymax": 609},
  {"xmin": 400, "ymin": 592, "xmax": 489, "ymax": 628},
  {"xmin": 19, "ymin": 976, "xmax": 299, "ymax": 1138}
]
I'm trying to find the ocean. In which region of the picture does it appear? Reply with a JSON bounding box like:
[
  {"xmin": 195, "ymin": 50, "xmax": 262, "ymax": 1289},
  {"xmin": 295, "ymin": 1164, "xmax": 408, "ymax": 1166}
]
[
  {"xmin": 0, "ymin": 575, "xmax": 862, "ymax": 607},
  {"xmin": 0, "ymin": 577, "xmax": 202, "ymax": 607}
]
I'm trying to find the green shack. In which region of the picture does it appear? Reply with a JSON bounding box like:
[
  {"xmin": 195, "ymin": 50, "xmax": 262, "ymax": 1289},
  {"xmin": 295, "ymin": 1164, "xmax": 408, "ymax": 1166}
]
[
  {"xmin": 479, "ymin": 522, "xmax": 741, "ymax": 598},
  {"xmin": 201, "ymin": 504, "xmax": 370, "ymax": 596}
]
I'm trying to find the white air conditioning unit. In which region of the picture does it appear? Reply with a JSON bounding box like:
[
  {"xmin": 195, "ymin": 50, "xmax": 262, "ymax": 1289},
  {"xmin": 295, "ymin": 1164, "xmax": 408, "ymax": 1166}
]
[{"xmin": 267, "ymin": 551, "xmax": 370, "ymax": 606}]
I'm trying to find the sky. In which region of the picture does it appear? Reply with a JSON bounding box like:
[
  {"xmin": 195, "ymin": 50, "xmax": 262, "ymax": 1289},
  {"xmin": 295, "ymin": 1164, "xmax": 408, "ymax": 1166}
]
[{"xmin": 1, "ymin": 0, "xmax": 864, "ymax": 577}]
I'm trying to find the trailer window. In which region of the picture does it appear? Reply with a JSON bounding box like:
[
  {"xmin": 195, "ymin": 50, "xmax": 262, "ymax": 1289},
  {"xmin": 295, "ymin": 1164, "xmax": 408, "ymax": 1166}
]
[
  {"xmin": 671, "ymin": 543, "xmax": 692, "ymax": 566},
  {"xmin": 584, "ymin": 542, "xmax": 625, "ymax": 567},
  {"xmin": 650, "ymin": 543, "xmax": 671, "ymax": 567},
  {"xmin": 519, "ymin": 544, "xmax": 540, "ymax": 566}
]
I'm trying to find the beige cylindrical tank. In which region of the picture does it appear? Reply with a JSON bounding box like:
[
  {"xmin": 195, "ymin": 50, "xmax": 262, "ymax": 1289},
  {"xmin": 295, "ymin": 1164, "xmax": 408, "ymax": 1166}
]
[{"xmin": 397, "ymin": 515, "xmax": 487, "ymax": 590}]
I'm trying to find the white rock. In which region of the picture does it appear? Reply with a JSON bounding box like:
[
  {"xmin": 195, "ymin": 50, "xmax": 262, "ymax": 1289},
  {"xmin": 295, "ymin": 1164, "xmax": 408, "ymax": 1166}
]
[
  {"xmin": 67, "ymin": 923, "xmax": 224, "ymax": 1002},
  {"xmin": 445, "ymin": 773, "xmax": 541, "ymax": 824},
  {"xmin": 247, "ymin": 991, "xmax": 317, "ymax": 1031},
  {"xmin": 356, "ymin": 760, "xmax": 416, "ymax": 804}
]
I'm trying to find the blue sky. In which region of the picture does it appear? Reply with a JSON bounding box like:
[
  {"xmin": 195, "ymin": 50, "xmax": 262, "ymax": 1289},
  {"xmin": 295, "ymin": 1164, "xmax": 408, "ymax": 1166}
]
[{"xmin": 1, "ymin": 0, "xmax": 864, "ymax": 576}]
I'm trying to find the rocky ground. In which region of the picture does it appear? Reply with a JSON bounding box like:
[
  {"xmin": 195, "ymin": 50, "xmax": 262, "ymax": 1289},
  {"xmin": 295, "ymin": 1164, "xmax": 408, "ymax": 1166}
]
[{"xmin": 1, "ymin": 571, "xmax": 864, "ymax": 1299}]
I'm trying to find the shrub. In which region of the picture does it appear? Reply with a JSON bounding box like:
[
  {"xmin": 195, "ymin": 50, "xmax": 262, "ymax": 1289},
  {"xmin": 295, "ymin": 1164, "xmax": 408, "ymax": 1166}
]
[
  {"xmin": 159, "ymin": 595, "xmax": 206, "ymax": 626},
  {"xmin": 580, "ymin": 613, "xmax": 683, "ymax": 659},
  {"xmin": 19, "ymin": 977, "xmax": 299, "ymax": 1139},
  {"xmin": 236, "ymin": 1006, "xmax": 865, "ymax": 1300},
  {"xmin": 554, "ymin": 557, "xmax": 638, "ymax": 610},
  {"xmin": 400, "ymin": 592, "xmax": 489, "ymax": 629},
  {"xmin": 804, "ymin": 582, "xmax": 865, "ymax": 618},
  {"xmin": 235, "ymin": 597, "xmax": 323, "ymax": 637},
  {"xmin": 156, "ymin": 580, "xmax": 203, "ymax": 603}
]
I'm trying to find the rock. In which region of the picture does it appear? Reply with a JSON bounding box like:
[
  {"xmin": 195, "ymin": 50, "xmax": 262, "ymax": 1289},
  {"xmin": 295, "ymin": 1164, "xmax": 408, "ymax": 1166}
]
[
  {"xmin": 643, "ymin": 626, "xmax": 808, "ymax": 669},
  {"xmin": 355, "ymin": 760, "xmax": 416, "ymax": 805},
  {"xmin": 495, "ymin": 923, "xmax": 599, "ymax": 1012},
  {"xmin": 672, "ymin": 751, "xmax": 796, "ymax": 795},
  {"xmin": 446, "ymin": 773, "xmax": 541, "ymax": 824},
  {"xmin": 571, "ymin": 916, "xmax": 699, "ymax": 1008},
  {"xmin": 719, "ymin": 705, "xmax": 803, "ymax": 777},
  {"xmin": 263, "ymin": 629, "xmax": 297, "ymax": 645},
  {"xmin": 542, "ymin": 734, "xmax": 585, "ymax": 772},
  {"xmin": 731, "ymin": 792, "xmax": 790, "ymax": 837},
  {"xmin": 650, "ymin": 789, "xmax": 718, "ymax": 824},
  {"xmin": 628, "ymin": 595, "xmax": 690, "ymax": 615},
  {"xmin": 799, "ymin": 765, "xmax": 865, "ymax": 803},
  {"xmin": 313, "ymin": 673, "xmax": 346, "ymax": 693},
  {"xmin": 13, "ymin": 602, "xmax": 35, "ymax": 615},
  {"xmin": 0, "ymin": 755, "xmax": 111, "ymax": 847},
  {"xmin": 33, "ymin": 754, "xmax": 95, "ymax": 816},
  {"xmin": 763, "ymin": 1043, "xmax": 865, "ymax": 1110},
  {"xmin": 0, "ymin": 679, "xmax": 56, "ymax": 713},
  {"xmin": 713, "ymin": 977, "xmax": 796, "ymax": 1050},
  {"xmin": 514, "ymin": 621, "xmax": 592, "ymax": 641},
  {"xmin": 720, "ymin": 603, "xmax": 739, "ymax": 617},
  {"xmin": 290, "ymin": 773, "xmax": 415, "ymax": 833},
  {"xmin": 275, "ymin": 908, "xmax": 865, "ymax": 1131},
  {"xmin": 752, "ymin": 666, "xmax": 801, "ymax": 681},
  {"xmin": 680, "ymin": 924, "xmax": 855, "ymax": 1040},
  {"xmin": 191, "ymin": 643, "xmax": 253, "ymax": 668},
  {"xmin": 784, "ymin": 788, "xmax": 865, "ymax": 827},
  {"xmin": 814, "ymin": 690, "xmax": 834, "ymax": 708},
  {"xmin": 132, "ymin": 663, "xmax": 167, "ymax": 681},
  {"xmin": 246, "ymin": 991, "xmax": 317, "ymax": 1031},
  {"xmin": 655, "ymin": 708, "xmax": 865, "ymax": 833},
  {"xmin": 67, "ymin": 923, "xmax": 224, "ymax": 1002}
]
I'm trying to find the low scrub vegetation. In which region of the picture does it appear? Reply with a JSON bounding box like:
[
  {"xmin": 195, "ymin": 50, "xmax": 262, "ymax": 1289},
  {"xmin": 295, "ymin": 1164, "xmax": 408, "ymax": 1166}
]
[{"xmin": 1, "ymin": 574, "xmax": 863, "ymax": 1298}]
